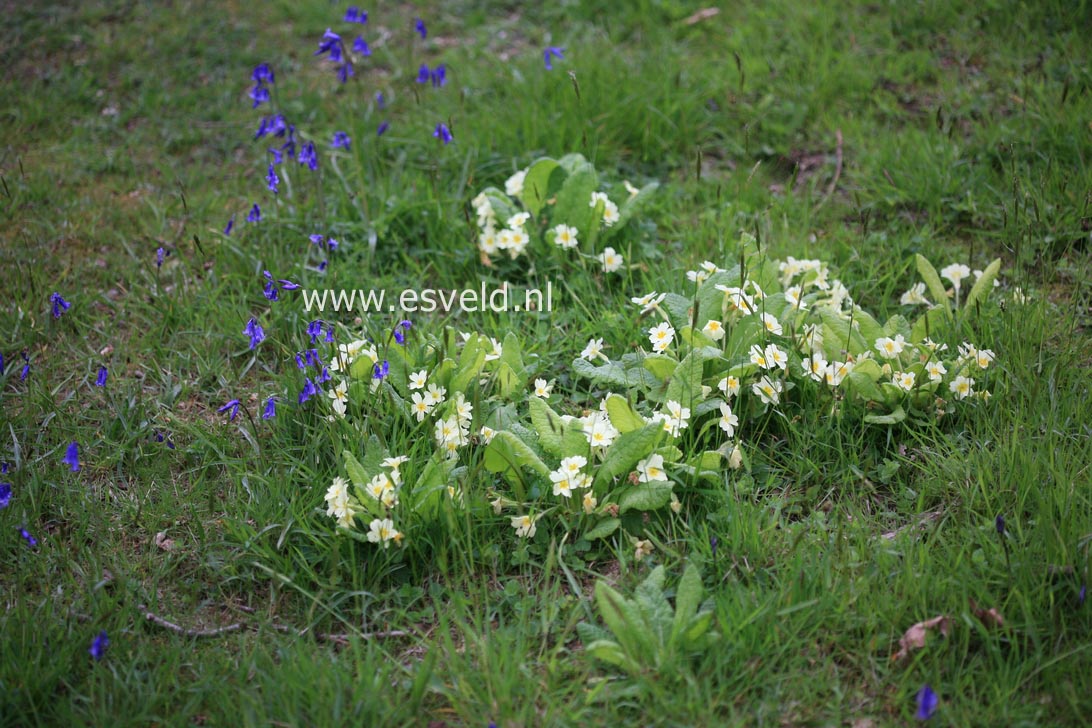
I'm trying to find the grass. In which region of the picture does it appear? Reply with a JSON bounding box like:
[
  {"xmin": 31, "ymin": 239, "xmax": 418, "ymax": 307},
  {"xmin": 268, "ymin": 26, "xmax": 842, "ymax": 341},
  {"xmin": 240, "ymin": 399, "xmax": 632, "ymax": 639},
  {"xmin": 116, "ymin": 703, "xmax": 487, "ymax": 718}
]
[{"xmin": 2, "ymin": 0, "xmax": 1091, "ymax": 725}]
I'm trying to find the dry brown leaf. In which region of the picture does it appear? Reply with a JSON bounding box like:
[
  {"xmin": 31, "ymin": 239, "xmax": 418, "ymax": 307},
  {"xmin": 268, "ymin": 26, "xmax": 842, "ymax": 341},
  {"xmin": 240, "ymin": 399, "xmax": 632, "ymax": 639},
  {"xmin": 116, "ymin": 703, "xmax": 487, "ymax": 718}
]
[
  {"xmin": 970, "ymin": 599, "xmax": 1005, "ymax": 629},
  {"xmin": 892, "ymin": 614, "xmax": 951, "ymax": 661},
  {"xmin": 683, "ymin": 8, "xmax": 720, "ymax": 25},
  {"xmin": 154, "ymin": 531, "xmax": 175, "ymax": 552}
]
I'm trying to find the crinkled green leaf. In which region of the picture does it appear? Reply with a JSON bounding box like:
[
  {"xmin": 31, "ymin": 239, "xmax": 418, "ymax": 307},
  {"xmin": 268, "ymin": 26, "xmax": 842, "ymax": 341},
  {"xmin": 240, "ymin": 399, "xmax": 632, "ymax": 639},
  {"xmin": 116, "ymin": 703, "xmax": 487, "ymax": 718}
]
[
  {"xmin": 916, "ymin": 254, "xmax": 952, "ymax": 313},
  {"xmin": 672, "ymin": 563, "xmax": 703, "ymax": 643},
  {"xmin": 964, "ymin": 257, "xmax": 1001, "ymax": 312},
  {"xmin": 604, "ymin": 393, "xmax": 646, "ymax": 433},
  {"xmin": 583, "ymin": 517, "xmax": 621, "ymax": 541},
  {"xmin": 552, "ymin": 165, "xmax": 598, "ymax": 236},
  {"xmin": 595, "ymin": 423, "xmax": 663, "ymax": 489},
  {"xmin": 528, "ymin": 395, "xmax": 566, "ymax": 457},
  {"xmin": 483, "ymin": 430, "xmax": 550, "ymax": 478},
  {"xmin": 519, "ymin": 157, "xmax": 563, "ymax": 217},
  {"xmin": 618, "ymin": 480, "xmax": 674, "ymax": 514},
  {"xmin": 863, "ymin": 405, "xmax": 908, "ymax": 425},
  {"xmin": 642, "ymin": 355, "xmax": 678, "ymax": 380}
]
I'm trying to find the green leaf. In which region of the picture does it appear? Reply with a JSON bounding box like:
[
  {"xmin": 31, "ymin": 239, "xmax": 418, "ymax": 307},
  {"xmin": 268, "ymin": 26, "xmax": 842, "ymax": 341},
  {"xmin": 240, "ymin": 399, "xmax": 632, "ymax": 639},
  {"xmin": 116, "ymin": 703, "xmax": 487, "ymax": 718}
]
[
  {"xmin": 642, "ymin": 355, "xmax": 678, "ymax": 380},
  {"xmin": 911, "ymin": 306, "xmax": 949, "ymax": 343},
  {"xmin": 610, "ymin": 181, "xmax": 658, "ymax": 232},
  {"xmin": 483, "ymin": 431, "xmax": 550, "ymax": 478},
  {"xmin": 518, "ymin": 158, "xmax": 563, "ymax": 217},
  {"xmin": 964, "ymin": 257, "xmax": 1001, "ymax": 312},
  {"xmin": 672, "ymin": 563, "xmax": 703, "ymax": 643},
  {"xmin": 845, "ymin": 370, "xmax": 885, "ymax": 402},
  {"xmin": 915, "ymin": 254, "xmax": 952, "ymax": 314},
  {"xmin": 552, "ymin": 165, "xmax": 599, "ymax": 238},
  {"xmin": 500, "ymin": 330, "xmax": 526, "ymax": 377},
  {"xmin": 342, "ymin": 450, "xmax": 369, "ymax": 489},
  {"xmin": 572, "ymin": 358, "xmax": 639, "ymax": 389},
  {"xmin": 493, "ymin": 361, "xmax": 521, "ymax": 398},
  {"xmin": 452, "ymin": 334, "xmax": 486, "ymax": 391},
  {"xmin": 584, "ymin": 640, "xmax": 633, "ymax": 671},
  {"xmin": 583, "ymin": 517, "xmax": 621, "ymax": 541},
  {"xmin": 557, "ymin": 153, "xmax": 590, "ymax": 175},
  {"xmin": 882, "ymin": 314, "xmax": 912, "ymax": 341},
  {"xmin": 664, "ymin": 349, "xmax": 705, "ymax": 405},
  {"xmin": 863, "ymin": 405, "xmax": 907, "ymax": 425},
  {"xmin": 528, "ymin": 396, "xmax": 566, "ymax": 458},
  {"xmin": 604, "ymin": 393, "xmax": 646, "ymax": 433},
  {"xmin": 618, "ymin": 480, "xmax": 674, "ymax": 514},
  {"xmin": 595, "ymin": 424, "xmax": 663, "ymax": 489},
  {"xmin": 595, "ymin": 582, "xmax": 650, "ymax": 659}
]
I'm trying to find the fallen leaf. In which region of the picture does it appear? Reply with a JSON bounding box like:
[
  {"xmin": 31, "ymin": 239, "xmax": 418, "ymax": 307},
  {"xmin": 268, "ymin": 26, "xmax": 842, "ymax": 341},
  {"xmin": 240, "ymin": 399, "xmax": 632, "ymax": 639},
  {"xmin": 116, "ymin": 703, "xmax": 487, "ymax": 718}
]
[
  {"xmin": 683, "ymin": 7, "xmax": 720, "ymax": 25},
  {"xmin": 969, "ymin": 599, "xmax": 1004, "ymax": 629},
  {"xmin": 154, "ymin": 532, "xmax": 175, "ymax": 552},
  {"xmin": 892, "ymin": 614, "xmax": 951, "ymax": 661}
]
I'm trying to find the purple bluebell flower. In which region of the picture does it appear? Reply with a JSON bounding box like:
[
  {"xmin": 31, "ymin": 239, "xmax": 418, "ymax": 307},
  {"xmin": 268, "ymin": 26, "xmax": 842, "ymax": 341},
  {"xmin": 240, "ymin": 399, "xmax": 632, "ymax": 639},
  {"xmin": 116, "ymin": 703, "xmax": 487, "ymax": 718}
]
[
  {"xmin": 337, "ymin": 63, "xmax": 354, "ymax": 83},
  {"xmin": 332, "ymin": 131, "xmax": 351, "ymax": 149},
  {"xmin": 248, "ymin": 203, "xmax": 261, "ymax": 223},
  {"xmin": 377, "ymin": 121, "xmax": 390, "ymax": 137},
  {"xmin": 0, "ymin": 353, "xmax": 4, "ymax": 375},
  {"xmin": 373, "ymin": 360, "xmax": 389, "ymax": 380},
  {"xmin": 327, "ymin": 238, "xmax": 339, "ymax": 252},
  {"xmin": 298, "ymin": 141, "xmax": 318, "ymax": 171},
  {"xmin": 315, "ymin": 29, "xmax": 344, "ymax": 62},
  {"xmin": 262, "ymin": 271, "xmax": 280, "ymax": 301},
  {"xmin": 345, "ymin": 6, "xmax": 367, "ymax": 24},
  {"xmin": 1080, "ymin": 584, "xmax": 1086, "ymax": 606},
  {"xmin": 156, "ymin": 246, "xmax": 166, "ymax": 268},
  {"xmin": 414, "ymin": 17, "xmax": 427, "ymax": 39},
  {"xmin": 20, "ymin": 527, "xmax": 37, "ymax": 547},
  {"xmin": 249, "ymin": 85, "xmax": 270, "ymax": 108},
  {"xmin": 89, "ymin": 631, "xmax": 109, "ymax": 661},
  {"xmin": 375, "ymin": 92, "xmax": 385, "ymax": 109},
  {"xmin": 268, "ymin": 148, "xmax": 283, "ymax": 165},
  {"xmin": 279, "ymin": 278, "xmax": 299, "ymax": 291},
  {"xmin": 20, "ymin": 352, "xmax": 30, "ymax": 381},
  {"xmin": 416, "ymin": 64, "xmax": 431, "ymax": 84},
  {"xmin": 1, "ymin": 462, "xmax": 8, "ymax": 474},
  {"xmin": 307, "ymin": 320, "xmax": 324, "ymax": 343},
  {"xmin": 318, "ymin": 259, "xmax": 328, "ymax": 271},
  {"xmin": 317, "ymin": 366, "xmax": 331, "ymax": 384},
  {"xmin": 252, "ymin": 63, "xmax": 275, "ymax": 85},
  {"xmin": 262, "ymin": 396, "xmax": 276, "ymax": 420},
  {"xmin": 399, "ymin": 320, "xmax": 412, "ymax": 330},
  {"xmin": 224, "ymin": 216, "xmax": 235, "ymax": 236},
  {"xmin": 295, "ymin": 353, "xmax": 306, "ymax": 369},
  {"xmin": 324, "ymin": 324, "xmax": 336, "ymax": 342},
  {"xmin": 218, "ymin": 399, "xmax": 241, "ymax": 421},
  {"xmin": 244, "ymin": 318, "xmax": 265, "ymax": 349},
  {"xmin": 255, "ymin": 114, "xmax": 289, "ymax": 141},
  {"xmin": 430, "ymin": 64, "xmax": 447, "ymax": 87},
  {"xmin": 710, "ymin": 536, "xmax": 718, "ymax": 557},
  {"xmin": 352, "ymin": 36, "xmax": 370, "ymax": 55},
  {"xmin": 393, "ymin": 328, "xmax": 405, "ymax": 345},
  {"xmin": 0, "ymin": 482, "xmax": 11, "ymax": 510},
  {"xmin": 50, "ymin": 292, "xmax": 71, "ymax": 319},
  {"xmin": 95, "ymin": 366, "xmax": 108, "ymax": 387},
  {"xmin": 544, "ymin": 46, "xmax": 565, "ymax": 71},
  {"xmin": 298, "ymin": 378, "xmax": 318, "ymax": 404},
  {"xmin": 995, "ymin": 514, "xmax": 1005, "ymax": 535},
  {"xmin": 309, "ymin": 234, "xmax": 326, "ymax": 247},
  {"xmin": 154, "ymin": 432, "xmax": 175, "ymax": 450},
  {"xmin": 915, "ymin": 685, "xmax": 937, "ymax": 721},
  {"xmin": 433, "ymin": 123, "xmax": 453, "ymax": 145},
  {"xmin": 63, "ymin": 442, "xmax": 80, "ymax": 472},
  {"xmin": 305, "ymin": 349, "xmax": 322, "ymax": 367},
  {"xmin": 266, "ymin": 163, "xmax": 279, "ymax": 194}
]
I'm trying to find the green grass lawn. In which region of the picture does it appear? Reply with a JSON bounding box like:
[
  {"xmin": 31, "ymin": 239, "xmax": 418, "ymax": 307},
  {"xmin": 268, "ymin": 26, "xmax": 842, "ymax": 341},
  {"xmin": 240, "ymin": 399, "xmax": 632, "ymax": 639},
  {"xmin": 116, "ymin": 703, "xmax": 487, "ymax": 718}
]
[{"xmin": 2, "ymin": 0, "xmax": 1091, "ymax": 725}]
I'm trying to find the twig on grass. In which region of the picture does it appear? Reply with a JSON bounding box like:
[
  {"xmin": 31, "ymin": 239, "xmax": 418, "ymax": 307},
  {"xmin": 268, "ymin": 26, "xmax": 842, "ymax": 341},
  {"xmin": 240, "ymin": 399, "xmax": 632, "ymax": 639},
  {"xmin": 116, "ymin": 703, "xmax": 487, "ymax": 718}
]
[
  {"xmin": 137, "ymin": 603, "xmax": 410, "ymax": 643},
  {"xmin": 815, "ymin": 129, "xmax": 844, "ymax": 211}
]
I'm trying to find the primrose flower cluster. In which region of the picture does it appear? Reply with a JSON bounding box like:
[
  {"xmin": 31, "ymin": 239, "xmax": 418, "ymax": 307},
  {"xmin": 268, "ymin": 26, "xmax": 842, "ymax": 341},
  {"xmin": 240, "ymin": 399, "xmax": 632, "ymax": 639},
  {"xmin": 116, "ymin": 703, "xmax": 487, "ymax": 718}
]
[
  {"xmin": 571, "ymin": 234, "xmax": 1004, "ymax": 440},
  {"xmin": 471, "ymin": 154, "xmax": 656, "ymax": 273}
]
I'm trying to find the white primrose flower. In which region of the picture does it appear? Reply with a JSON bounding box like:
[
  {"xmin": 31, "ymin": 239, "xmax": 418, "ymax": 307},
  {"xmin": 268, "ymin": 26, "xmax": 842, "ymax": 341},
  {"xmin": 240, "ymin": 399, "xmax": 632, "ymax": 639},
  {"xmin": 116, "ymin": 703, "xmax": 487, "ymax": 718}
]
[
  {"xmin": 637, "ymin": 453, "xmax": 667, "ymax": 483},
  {"xmin": 409, "ymin": 370, "xmax": 428, "ymax": 390},
  {"xmin": 505, "ymin": 169, "xmax": 526, "ymax": 196},
  {"xmin": 753, "ymin": 376, "xmax": 783, "ymax": 405},
  {"xmin": 366, "ymin": 518, "xmax": 401, "ymax": 548},
  {"xmin": 580, "ymin": 338, "xmax": 606, "ymax": 361},
  {"xmin": 893, "ymin": 371, "xmax": 916, "ymax": 392},
  {"xmin": 553, "ymin": 224, "xmax": 579, "ymax": 249},
  {"xmin": 648, "ymin": 322, "xmax": 675, "ymax": 353},
  {"xmin": 702, "ymin": 319, "xmax": 725, "ymax": 341},
  {"xmin": 718, "ymin": 402, "xmax": 739, "ymax": 437},
  {"xmin": 875, "ymin": 335, "xmax": 907, "ymax": 359},
  {"xmin": 599, "ymin": 246, "xmax": 624, "ymax": 273},
  {"xmin": 533, "ymin": 378, "xmax": 553, "ymax": 398},
  {"xmin": 899, "ymin": 282, "xmax": 931, "ymax": 306},
  {"xmin": 511, "ymin": 514, "xmax": 538, "ymax": 538},
  {"xmin": 940, "ymin": 263, "xmax": 972, "ymax": 291},
  {"xmin": 718, "ymin": 375, "xmax": 740, "ymax": 398},
  {"xmin": 950, "ymin": 375, "xmax": 975, "ymax": 400}
]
